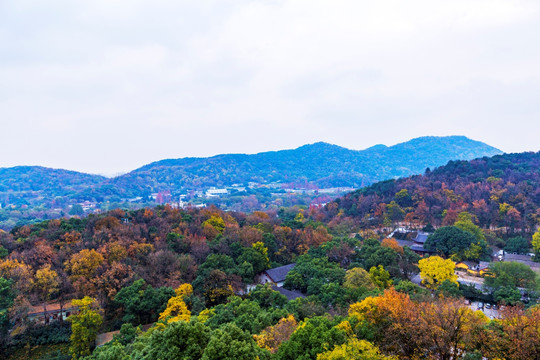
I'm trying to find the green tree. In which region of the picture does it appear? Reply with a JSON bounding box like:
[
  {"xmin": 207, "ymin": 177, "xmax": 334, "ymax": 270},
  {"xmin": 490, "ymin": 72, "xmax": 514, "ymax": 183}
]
[
  {"xmin": 275, "ymin": 316, "xmax": 347, "ymax": 360},
  {"xmin": 369, "ymin": 265, "xmax": 393, "ymax": 290},
  {"xmin": 397, "ymin": 247, "xmax": 420, "ymax": 280},
  {"xmin": 202, "ymin": 323, "xmax": 270, "ymax": 360},
  {"xmin": 69, "ymin": 296, "xmax": 103, "ymax": 359},
  {"xmin": 493, "ymin": 286, "xmax": 522, "ymax": 305},
  {"xmin": 113, "ymin": 279, "xmax": 174, "ymax": 325},
  {"xmin": 0, "ymin": 245, "xmax": 8, "ymax": 259},
  {"xmin": 484, "ymin": 261, "xmax": 537, "ymax": 290},
  {"xmin": 356, "ymin": 239, "xmax": 400, "ymax": 278},
  {"xmin": 504, "ymin": 236, "xmax": 529, "ymax": 254},
  {"xmin": 424, "ymin": 226, "xmax": 477, "ymax": 260},
  {"xmin": 344, "ymin": 267, "xmax": 376, "ymax": 291},
  {"xmin": 205, "ymin": 296, "xmax": 287, "ymax": 334},
  {"xmin": 134, "ymin": 321, "xmax": 212, "ymax": 360},
  {"xmin": 248, "ymin": 284, "xmax": 288, "ymax": 309},
  {"xmin": 435, "ymin": 279, "xmax": 462, "ymax": 298},
  {"xmin": 394, "ymin": 280, "xmax": 429, "ymax": 301},
  {"xmin": 69, "ymin": 204, "xmax": 84, "ymax": 216},
  {"xmin": 284, "ymin": 255, "xmax": 345, "ymax": 296},
  {"xmin": 0, "ymin": 277, "xmax": 15, "ymax": 346}
]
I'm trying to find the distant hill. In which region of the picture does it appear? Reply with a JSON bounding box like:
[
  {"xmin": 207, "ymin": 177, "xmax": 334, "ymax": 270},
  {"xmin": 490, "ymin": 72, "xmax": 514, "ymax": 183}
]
[
  {"xmin": 325, "ymin": 151, "xmax": 540, "ymax": 234},
  {"xmin": 0, "ymin": 136, "xmax": 501, "ymax": 206},
  {"xmin": 94, "ymin": 135, "xmax": 502, "ymax": 198},
  {"xmin": 0, "ymin": 166, "xmax": 105, "ymax": 201}
]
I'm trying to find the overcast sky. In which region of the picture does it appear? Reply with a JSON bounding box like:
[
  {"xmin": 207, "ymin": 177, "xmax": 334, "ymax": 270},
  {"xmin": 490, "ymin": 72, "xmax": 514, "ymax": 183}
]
[{"xmin": 1, "ymin": 1, "xmax": 539, "ymax": 175}]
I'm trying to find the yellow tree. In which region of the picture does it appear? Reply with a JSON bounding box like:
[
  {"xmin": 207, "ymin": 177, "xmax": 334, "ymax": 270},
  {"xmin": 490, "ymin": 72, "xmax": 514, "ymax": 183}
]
[
  {"xmin": 34, "ymin": 265, "xmax": 60, "ymax": 323},
  {"xmin": 418, "ymin": 256, "xmax": 458, "ymax": 289},
  {"xmin": 0, "ymin": 258, "xmax": 34, "ymax": 292},
  {"xmin": 317, "ymin": 338, "xmax": 397, "ymax": 360},
  {"xmin": 158, "ymin": 283, "xmax": 192, "ymax": 324},
  {"xmin": 254, "ymin": 314, "xmax": 298, "ymax": 353},
  {"xmin": 349, "ymin": 289, "xmax": 426, "ymax": 358},
  {"xmin": 69, "ymin": 297, "xmax": 103, "ymax": 359},
  {"xmin": 65, "ymin": 249, "xmax": 104, "ymax": 295},
  {"xmin": 532, "ymin": 229, "xmax": 540, "ymax": 255},
  {"xmin": 65, "ymin": 249, "xmax": 104, "ymax": 280}
]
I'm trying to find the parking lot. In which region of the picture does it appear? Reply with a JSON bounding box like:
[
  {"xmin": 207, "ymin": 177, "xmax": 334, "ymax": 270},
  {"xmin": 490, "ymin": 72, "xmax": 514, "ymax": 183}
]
[{"xmin": 468, "ymin": 301, "xmax": 500, "ymax": 319}]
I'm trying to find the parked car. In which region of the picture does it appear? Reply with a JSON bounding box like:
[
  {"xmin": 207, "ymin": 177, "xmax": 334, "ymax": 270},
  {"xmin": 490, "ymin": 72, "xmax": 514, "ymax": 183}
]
[
  {"xmin": 492, "ymin": 304, "xmax": 498, "ymax": 310},
  {"xmin": 477, "ymin": 302, "xmax": 484, "ymax": 309},
  {"xmin": 485, "ymin": 304, "xmax": 491, "ymax": 309}
]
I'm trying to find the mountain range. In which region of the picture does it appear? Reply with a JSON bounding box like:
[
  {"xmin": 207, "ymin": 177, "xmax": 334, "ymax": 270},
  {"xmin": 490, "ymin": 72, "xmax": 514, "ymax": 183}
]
[{"xmin": 0, "ymin": 136, "xmax": 502, "ymax": 208}]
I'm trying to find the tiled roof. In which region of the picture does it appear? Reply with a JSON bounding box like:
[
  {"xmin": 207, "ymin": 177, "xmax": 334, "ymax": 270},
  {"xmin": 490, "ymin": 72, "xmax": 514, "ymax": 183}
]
[
  {"xmin": 264, "ymin": 263, "xmax": 296, "ymax": 283},
  {"xmin": 271, "ymin": 285, "xmax": 305, "ymax": 301},
  {"xmin": 503, "ymin": 259, "xmax": 540, "ymax": 268},
  {"xmin": 414, "ymin": 232, "xmax": 429, "ymax": 244},
  {"xmin": 461, "ymin": 261, "xmax": 479, "ymax": 269},
  {"xmin": 504, "ymin": 253, "xmax": 533, "ymax": 261},
  {"xmin": 28, "ymin": 301, "xmax": 77, "ymax": 316},
  {"xmin": 478, "ymin": 261, "xmax": 491, "ymax": 270},
  {"xmin": 396, "ymin": 240, "xmax": 416, "ymax": 248},
  {"xmin": 410, "ymin": 244, "xmax": 433, "ymax": 253}
]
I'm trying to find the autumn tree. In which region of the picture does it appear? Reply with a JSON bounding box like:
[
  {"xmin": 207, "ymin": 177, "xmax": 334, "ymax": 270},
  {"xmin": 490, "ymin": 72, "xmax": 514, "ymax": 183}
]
[
  {"xmin": 65, "ymin": 249, "xmax": 104, "ymax": 295},
  {"xmin": 532, "ymin": 229, "xmax": 540, "ymax": 256},
  {"xmin": 34, "ymin": 264, "xmax": 60, "ymax": 323},
  {"xmin": 69, "ymin": 296, "xmax": 103, "ymax": 359},
  {"xmin": 158, "ymin": 283, "xmax": 192, "ymax": 324},
  {"xmin": 482, "ymin": 305, "xmax": 540, "ymax": 360},
  {"xmin": 317, "ymin": 338, "xmax": 397, "ymax": 360},
  {"xmin": 418, "ymin": 256, "xmax": 458, "ymax": 289},
  {"xmin": 254, "ymin": 314, "xmax": 298, "ymax": 353},
  {"xmin": 0, "ymin": 258, "xmax": 34, "ymax": 293}
]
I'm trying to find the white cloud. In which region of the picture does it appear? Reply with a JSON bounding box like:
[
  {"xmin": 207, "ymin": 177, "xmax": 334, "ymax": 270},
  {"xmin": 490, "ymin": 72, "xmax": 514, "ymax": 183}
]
[{"xmin": 0, "ymin": 0, "xmax": 539, "ymax": 174}]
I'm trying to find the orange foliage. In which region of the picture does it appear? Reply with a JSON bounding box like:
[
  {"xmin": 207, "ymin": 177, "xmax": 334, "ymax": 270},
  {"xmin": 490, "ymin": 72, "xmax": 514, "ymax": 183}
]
[
  {"xmin": 254, "ymin": 314, "xmax": 298, "ymax": 353},
  {"xmin": 381, "ymin": 238, "xmax": 403, "ymax": 254}
]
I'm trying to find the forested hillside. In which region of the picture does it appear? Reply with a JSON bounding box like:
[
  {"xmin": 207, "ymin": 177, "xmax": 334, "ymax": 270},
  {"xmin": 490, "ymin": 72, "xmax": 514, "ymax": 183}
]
[
  {"xmin": 1, "ymin": 197, "xmax": 539, "ymax": 359},
  {"xmin": 325, "ymin": 151, "xmax": 540, "ymax": 234},
  {"xmin": 0, "ymin": 167, "xmax": 105, "ymax": 202}
]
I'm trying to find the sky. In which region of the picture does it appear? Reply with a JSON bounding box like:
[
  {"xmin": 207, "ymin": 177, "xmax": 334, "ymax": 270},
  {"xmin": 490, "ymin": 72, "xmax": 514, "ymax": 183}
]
[{"xmin": 1, "ymin": 0, "xmax": 540, "ymax": 176}]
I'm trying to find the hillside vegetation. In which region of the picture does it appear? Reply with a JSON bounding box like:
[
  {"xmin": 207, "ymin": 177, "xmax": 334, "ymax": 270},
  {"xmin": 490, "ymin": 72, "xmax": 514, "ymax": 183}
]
[{"xmin": 325, "ymin": 151, "xmax": 540, "ymax": 235}]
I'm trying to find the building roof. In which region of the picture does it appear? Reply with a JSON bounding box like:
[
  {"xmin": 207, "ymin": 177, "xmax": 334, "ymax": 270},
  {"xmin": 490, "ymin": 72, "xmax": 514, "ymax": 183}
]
[
  {"xmin": 410, "ymin": 244, "xmax": 433, "ymax": 253},
  {"xmin": 396, "ymin": 240, "xmax": 416, "ymax": 248},
  {"xmin": 478, "ymin": 261, "xmax": 491, "ymax": 270},
  {"xmin": 502, "ymin": 259, "xmax": 540, "ymax": 268},
  {"xmin": 460, "ymin": 261, "xmax": 479, "ymax": 269},
  {"xmin": 414, "ymin": 232, "xmax": 429, "ymax": 244},
  {"xmin": 271, "ymin": 285, "xmax": 305, "ymax": 301},
  {"xmin": 264, "ymin": 263, "xmax": 296, "ymax": 283},
  {"xmin": 28, "ymin": 301, "xmax": 77, "ymax": 316},
  {"xmin": 504, "ymin": 253, "xmax": 533, "ymax": 262}
]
